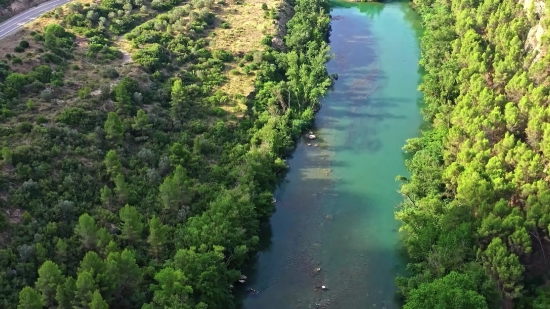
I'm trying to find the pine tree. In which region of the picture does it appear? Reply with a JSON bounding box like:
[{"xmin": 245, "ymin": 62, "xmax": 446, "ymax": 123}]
[
  {"xmin": 119, "ymin": 204, "xmax": 143, "ymax": 244},
  {"xmin": 17, "ymin": 287, "xmax": 43, "ymax": 309},
  {"xmin": 56, "ymin": 277, "xmax": 76, "ymax": 309},
  {"xmin": 75, "ymin": 213, "xmax": 99, "ymax": 250},
  {"xmin": 104, "ymin": 112, "xmax": 124, "ymax": 142},
  {"xmin": 132, "ymin": 109, "xmax": 151, "ymax": 134},
  {"xmin": 89, "ymin": 290, "xmax": 108, "ymax": 309},
  {"xmin": 72, "ymin": 271, "xmax": 97, "ymax": 308},
  {"xmin": 147, "ymin": 215, "xmax": 168, "ymax": 260},
  {"xmin": 36, "ymin": 261, "xmax": 64, "ymax": 307}
]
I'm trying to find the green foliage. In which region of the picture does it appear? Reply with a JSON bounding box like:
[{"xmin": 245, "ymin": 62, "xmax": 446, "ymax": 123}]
[
  {"xmin": 398, "ymin": 0, "xmax": 550, "ymax": 307},
  {"xmin": 43, "ymin": 24, "xmax": 75, "ymax": 51},
  {"xmin": 404, "ymin": 272, "xmax": 488, "ymax": 309},
  {"xmin": 131, "ymin": 43, "xmax": 169, "ymax": 71},
  {"xmin": 17, "ymin": 287, "xmax": 42, "ymax": 309},
  {"xmin": 104, "ymin": 112, "xmax": 125, "ymax": 142}
]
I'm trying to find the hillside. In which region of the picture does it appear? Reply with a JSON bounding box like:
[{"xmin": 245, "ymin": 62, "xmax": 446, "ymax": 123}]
[
  {"xmin": 397, "ymin": 0, "xmax": 550, "ymax": 308},
  {"xmin": 0, "ymin": 0, "xmax": 332, "ymax": 307}
]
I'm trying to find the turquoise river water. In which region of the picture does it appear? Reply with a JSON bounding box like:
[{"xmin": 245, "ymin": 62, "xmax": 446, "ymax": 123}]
[{"xmin": 242, "ymin": 2, "xmax": 423, "ymax": 308}]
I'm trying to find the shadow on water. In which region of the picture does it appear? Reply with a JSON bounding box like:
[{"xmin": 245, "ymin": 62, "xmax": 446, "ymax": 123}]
[{"xmin": 331, "ymin": 0, "xmax": 385, "ymax": 18}]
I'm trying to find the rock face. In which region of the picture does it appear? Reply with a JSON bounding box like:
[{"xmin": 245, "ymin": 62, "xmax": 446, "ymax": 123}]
[
  {"xmin": 271, "ymin": 0, "xmax": 294, "ymax": 51},
  {"xmin": 521, "ymin": 0, "xmax": 547, "ymax": 62}
]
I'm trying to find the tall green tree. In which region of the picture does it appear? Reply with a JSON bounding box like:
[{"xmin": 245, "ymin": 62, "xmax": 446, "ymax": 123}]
[
  {"xmin": 104, "ymin": 112, "xmax": 124, "ymax": 142},
  {"xmin": 75, "ymin": 214, "xmax": 99, "ymax": 250},
  {"xmin": 147, "ymin": 215, "xmax": 169, "ymax": 260},
  {"xmin": 18, "ymin": 287, "xmax": 43, "ymax": 309},
  {"xmin": 119, "ymin": 204, "xmax": 143, "ymax": 244},
  {"xmin": 89, "ymin": 290, "xmax": 109, "ymax": 309},
  {"xmin": 36, "ymin": 261, "xmax": 64, "ymax": 307}
]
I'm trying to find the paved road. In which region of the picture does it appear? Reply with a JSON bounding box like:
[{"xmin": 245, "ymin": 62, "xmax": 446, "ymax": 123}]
[{"xmin": 0, "ymin": 0, "xmax": 71, "ymax": 40}]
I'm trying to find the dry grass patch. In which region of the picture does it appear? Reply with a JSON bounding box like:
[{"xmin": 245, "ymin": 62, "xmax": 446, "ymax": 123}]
[{"xmin": 207, "ymin": 0, "xmax": 282, "ymax": 110}]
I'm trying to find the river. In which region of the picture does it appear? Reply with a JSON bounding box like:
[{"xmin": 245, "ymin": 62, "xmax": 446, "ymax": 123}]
[{"xmin": 242, "ymin": 1, "xmax": 423, "ymax": 308}]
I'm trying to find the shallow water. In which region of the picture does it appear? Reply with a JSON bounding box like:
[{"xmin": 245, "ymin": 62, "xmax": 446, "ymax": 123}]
[{"xmin": 242, "ymin": 2, "xmax": 423, "ymax": 308}]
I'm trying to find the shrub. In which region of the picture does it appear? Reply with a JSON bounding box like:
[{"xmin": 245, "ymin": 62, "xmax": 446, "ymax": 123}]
[
  {"xmin": 212, "ymin": 49, "xmax": 233, "ymax": 62},
  {"xmin": 102, "ymin": 67, "xmax": 119, "ymax": 79},
  {"xmin": 14, "ymin": 46, "xmax": 24, "ymax": 53},
  {"xmin": 229, "ymin": 69, "xmax": 240, "ymax": 75},
  {"xmin": 26, "ymin": 99, "xmax": 35, "ymax": 110},
  {"xmin": 57, "ymin": 107, "xmax": 87, "ymax": 125},
  {"xmin": 36, "ymin": 115, "xmax": 48, "ymax": 124},
  {"xmin": 33, "ymin": 34, "xmax": 44, "ymax": 42},
  {"xmin": 28, "ymin": 80, "xmax": 46, "ymax": 93},
  {"xmin": 19, "ymin": 41, "xmax": 30, "ymax": 48},
  {"xmin": 16, "ymin": 122, "xmax": 33, "ymax": 134},
  {"xmin": 78, "ymin": 86, "xmax": 91, "ymax": 99},
  {"xmin": 40, "ymin": 89, "xmax": 54, "ymax": 101},
  {"xmin": 243, "ymin": 53, "xmax": 253, "ymax": 61},
  {"xmin": 220, "ymin": 22, "xmax": 230, "ymax": 29},
  {"xmin": 261, "ymin": 35, "xmax": 272, "ymax": 46}
]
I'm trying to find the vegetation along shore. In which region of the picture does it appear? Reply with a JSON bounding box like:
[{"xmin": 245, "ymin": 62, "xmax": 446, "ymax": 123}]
[{"xmin": 396, "ymin": 0, "xmax": 550, "ymax": 308}]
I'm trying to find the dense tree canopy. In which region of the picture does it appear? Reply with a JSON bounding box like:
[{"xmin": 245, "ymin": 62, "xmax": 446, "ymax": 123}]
[{"xmin": 398, "ymin": 0, "xmax": 550, "ymax": 307}]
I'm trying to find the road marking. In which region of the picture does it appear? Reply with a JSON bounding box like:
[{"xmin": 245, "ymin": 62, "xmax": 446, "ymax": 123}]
[{"xmin": 0, "ymin": 0, "xmax": 71, "ymax": 40}]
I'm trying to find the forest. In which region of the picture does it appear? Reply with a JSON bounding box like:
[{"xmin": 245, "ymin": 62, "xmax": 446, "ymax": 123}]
[
  {"xmin": 397, "ymin": 0, "xmax": 550, "ymax": 308},
  {"xmin": 0, "ymin": 0, "xmax": 332, "ymax": 306}
]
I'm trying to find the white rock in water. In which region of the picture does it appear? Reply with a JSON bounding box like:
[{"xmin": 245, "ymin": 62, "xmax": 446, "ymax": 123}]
[
  {"xmin": 308, "ymin": 134, "xmax": 317, "ymax": 140},
  {"xmin": 239, "ymin": 280, "xmax": 245, "ymax": 284}
]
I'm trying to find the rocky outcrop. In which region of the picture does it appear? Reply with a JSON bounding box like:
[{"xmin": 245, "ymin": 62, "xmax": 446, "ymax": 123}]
[
  {"xmin": 521, "ymin": 0, "xmax": 547, "ymax": 62},
  {"xmin": 271, "ymin": 0, "xmax": 293, "ymax": 51}
]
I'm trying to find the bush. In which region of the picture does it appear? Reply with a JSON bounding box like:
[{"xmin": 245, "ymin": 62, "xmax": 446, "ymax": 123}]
[
  {"xmin": 36, "ymin": 115, "xmax": 48, "ymax": 124},
  {"xmin": 57, "ymin": 107, "xmax": 87, "ymax": 125},
  {"xmin": 220, "ymin": 22, "xmax": 230, "ymax": 29},
  {"xmin": 19, "ymin": 41, "xmax": 30, "ymax": 48},
  {"xmin": 16, "ymin": 122, "xmax": 33, "ymax": 134},
  {"xmin": 243, "ymin": 53, "xmax": 253, "ymax": 61},
  {"xmin": 40, "ymin": 89, "xmax": 54, "ymax": 101},
  {"xmin": 14, "ymin": 46, "xmax": 24, "ymax": 53},
  {"xmin": 26, "ymin": 99, "xmax": 35, "ymax": 110},
  {"xmin": 261, "ymin": 35, "xmax": 273, "ymax": 46},
  {"xmin": 212, "ymin": 49, "xmax": 233, "ymax": 62},
  {"xmin": 102, "ymin": 67, "xmax": 119, "ymax": 79},
  {"xmin": 28, "ymin": 80, "xmax": 46, "ymax": 93},
  {"xmin": 229, "ymin": 69, "xmax": 240, "ymax": 75},
  {"xmin": 78, "ymin": 86, "xmax": 91, "ymax": 99},
  {"xmin": 33, "ymin": 34, "xmax": 44, "ymax": 41}
]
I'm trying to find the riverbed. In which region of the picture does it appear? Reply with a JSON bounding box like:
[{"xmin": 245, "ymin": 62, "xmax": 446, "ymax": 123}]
[{"xmin": 242, "ymin": 2, "xmax": 423, "ymax": 308}]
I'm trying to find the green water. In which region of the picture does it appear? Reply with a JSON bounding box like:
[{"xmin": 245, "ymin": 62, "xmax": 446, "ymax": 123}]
[{"xmin": 242, "ymin": 2, "xmax": 423, "ymax": 308}]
